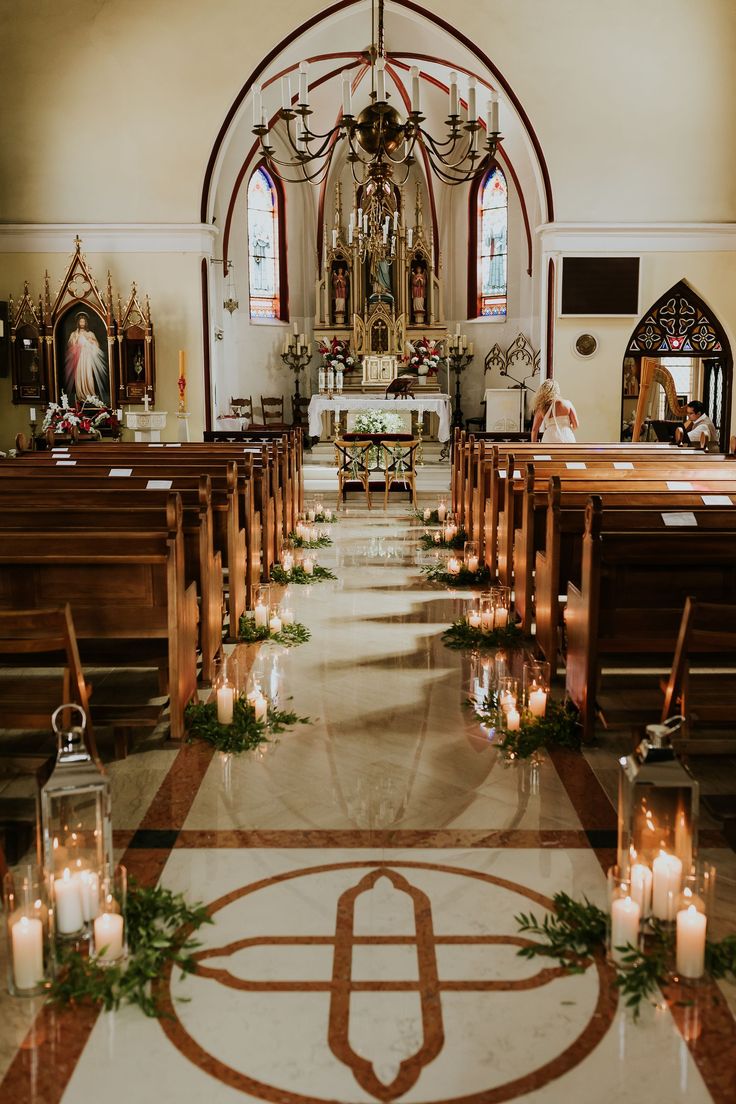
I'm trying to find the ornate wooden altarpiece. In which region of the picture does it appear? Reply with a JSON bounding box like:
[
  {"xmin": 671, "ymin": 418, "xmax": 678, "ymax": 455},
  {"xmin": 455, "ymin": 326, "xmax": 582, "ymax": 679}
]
[
  {"xmin": 9, "ymin": 236, "xmax": 155, "ymax": 408},
  {"xmin": 314, "ymin": 181, "xmax": 447, "ymax": 392}
]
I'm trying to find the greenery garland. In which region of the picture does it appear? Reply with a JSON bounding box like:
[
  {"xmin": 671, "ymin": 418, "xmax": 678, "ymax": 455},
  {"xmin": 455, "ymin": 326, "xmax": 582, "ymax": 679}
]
[
  {"xmin": 185, "ymin": 697, "xmax": 310, "ymax": 754},
  {"xmin": 418, "ymin": 528, "xmax": 468, "ymax": 552},
  {"xmin": 271, "ymin": 564, "xmax": 336, "ymax": 585},
  {"xmin": 421, "ymin": 561, "xmax": 491, "ymax": 587},
  {"xmin": 442, "ymin": 617, "xmax": 529, "ymax": 651},
  {"xmin": 411, "ymin": 507, "xmax": 442, "ymax": 525},
  {"xmin": 288, "ymin": 531, "xmax": 333, "ymax": 549},
  {"xmin": 313, "ymin": 511, "xmax": 338, "ymax": 524},
  {"xmin": 49, "ymin": 881, "xmax": 212, "ymax": 1018},
  {"xmin": 474, "ymin": 697, "xmax": 582, "ymax": 758},
  {"xmin": 515, "ymin": 892, "xmax": 736, "ymax": 1020},
  {"xmin": 238, "ymin": 616, "xmax": 311, "ymax": 648}
]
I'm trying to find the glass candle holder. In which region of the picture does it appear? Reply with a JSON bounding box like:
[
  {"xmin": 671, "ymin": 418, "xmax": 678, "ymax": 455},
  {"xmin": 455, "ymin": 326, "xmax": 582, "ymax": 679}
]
[
  {"xmin": 279, "ymin": 602, "xmax": 295, "ymax": 626},
  {"xmin": 464, "ymin": 540, "xmax": 480, "ymax": 574},
  {"xmin": 93, "ymin": 865, "xmax": 127, "ymax": 964},
  {"xmin": 498, "ymin": 676, "xmax": 519, "ymax": 717},
  {"xmin": 490, "ymin": 585, "xmax": 511, "ymax": 628},
  {"xmin": 479, "ymin": 591, "xmax": 494, "ymax": 632},
  {"xmin": 446, "ymin": 555, "xmax": 461, "ymax": 576},
  {"xmin": 302, "ymin": 552, "xmax": 316, "ymax": 576},
  {"xmin": 281, "ymin": 538, "xmax": 295, "ymax": 574},
  {"xmin": 444, "ymin": 515, "xmax": 458, "ymax": 543},
  {"xmin": 305, "ymin": 500, "xmax": 317, "ymax": 522},
  {"xmin": 607, "ymin": 866, "xmax": 641, "ymax": 966},
  {"xmin": 466, "ymin": 601, "xmax": 481, "ymax": 630},
  {"xmin": 4, "ymin": 864, "xmax": 52, "ymax": 997},
  {"xmin": 253, "ymin": 584, "xmax": 271, "ymax": 628},
  {"xmin": 214, "ymin": 654, "xmax": 238, "ymax": 725},
  {"xmin": 523, "ymin": 660, "xmax": 551, "ymax": 719},
  {"xmin": 651, "ymin": 848, "xmax": 684, "ymax": 922},
  {"xmin": 675, "ymin": 862, "xmax": 715, "ymax": 981},
  {"xmin": 437, "ymin": 497, "xmax": 448, "ymax": 523},
  {"xmin": 246, "ymin": 679, "xmax": 269, "ymax": 724}
]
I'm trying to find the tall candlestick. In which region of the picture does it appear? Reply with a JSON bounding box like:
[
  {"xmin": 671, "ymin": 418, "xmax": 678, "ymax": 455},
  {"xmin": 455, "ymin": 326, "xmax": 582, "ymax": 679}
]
[
  {"xmin": 298, "ymin": 61, "xmax": 309, "ymax": 106},
  {"xmin": 676, "ymin": 905, "xmax": 706, "ymax": 979},
  {"xmin": 376, "ymin": 58, "xmax": 386, "ymax": 102},
  {"xmin": 342, "ymin": 73, "xmax": 352, "ymax": 115},
  {"xmin": 252, "ymin": 84, "xmax": 262, "ymax": 126},
  {"xmin": 467, "ymin": 76, "xmax": 477, "ymax": 121},
  {"xmin": 611, "ymin": 896, "xmax": 641, "ymax": 965},
  {"xmin": 449, "ymin": 71, "xmax": 458, "ymax": 116},
  {"xmin": 410, "ymin": 65, "xmax": 421, "ymax": 113},
  {"xmin": 11, "ymin": 916, "xmax": 44, "ymax": 991},
  {"xmin": 652, "ymin": 851, "xmax": 683, "ymax": 920},
  {"xmin": 281, "ymin": 76, "xmax": 291, "ymax": 110},
  {"xmin": 178, "ymin": 349, "xmax": 186, "ymax": 380}
]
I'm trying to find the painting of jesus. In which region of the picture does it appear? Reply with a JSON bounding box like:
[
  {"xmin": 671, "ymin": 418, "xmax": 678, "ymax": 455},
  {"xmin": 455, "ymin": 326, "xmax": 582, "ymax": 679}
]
[{"xmin": 59, "ymin": 309, "xmax": 110, "ymax": 405}]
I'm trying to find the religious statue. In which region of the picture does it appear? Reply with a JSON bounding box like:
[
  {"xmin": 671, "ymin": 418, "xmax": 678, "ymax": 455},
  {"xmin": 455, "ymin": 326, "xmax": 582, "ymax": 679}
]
[
  {"xmin": 332, "ymin": 265, "xmax": 348, "ymax": 324},
  {"xmin": 64, "ymin": 311, "xmax": 108, "ymax": 402},
  {"xmin": 411, "ymin": 262, "xmax": 427, "ymax": 324}
]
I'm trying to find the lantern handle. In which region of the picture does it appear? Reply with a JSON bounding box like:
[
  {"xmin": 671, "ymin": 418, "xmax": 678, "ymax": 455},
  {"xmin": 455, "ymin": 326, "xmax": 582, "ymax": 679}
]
[{"xmin": 51, "ymin": 703, "xmax": 87, "ymax": 734}]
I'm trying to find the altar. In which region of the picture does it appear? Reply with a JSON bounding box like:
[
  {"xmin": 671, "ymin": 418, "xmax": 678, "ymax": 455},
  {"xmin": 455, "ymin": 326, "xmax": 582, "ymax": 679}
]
[{"xmin": 308, "ymin": 393, "xmax": 452, "ymax": 442}]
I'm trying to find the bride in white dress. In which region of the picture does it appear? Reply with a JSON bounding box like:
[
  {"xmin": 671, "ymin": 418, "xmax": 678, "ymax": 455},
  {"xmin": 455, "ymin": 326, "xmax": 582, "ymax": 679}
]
[{"xmin": 531, "ymin": 379, "xmax": 579, "ymax": 443}]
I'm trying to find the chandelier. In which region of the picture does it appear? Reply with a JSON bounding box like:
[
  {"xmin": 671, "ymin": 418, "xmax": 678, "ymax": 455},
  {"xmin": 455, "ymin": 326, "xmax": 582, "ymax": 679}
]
[{"xmin": 251, "ymin": 0, "xmax": 501, "ymax": 189}]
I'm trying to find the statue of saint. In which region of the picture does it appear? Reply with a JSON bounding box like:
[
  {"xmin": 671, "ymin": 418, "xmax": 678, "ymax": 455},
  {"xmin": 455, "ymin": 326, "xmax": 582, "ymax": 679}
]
[
  {"xmin": 411, "ymin": 263, "xmax": 427, "ymax": 321},
  {"xmin": 332, "ymin": 265, "xmax": 347, "ymax": 320}
]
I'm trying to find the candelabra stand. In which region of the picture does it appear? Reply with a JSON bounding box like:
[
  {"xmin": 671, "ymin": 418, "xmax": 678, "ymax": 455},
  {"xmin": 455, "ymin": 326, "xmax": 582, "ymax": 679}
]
[
  {"xmin": 281, "ymin": 334, "xmax": 312, "ymax": 428},
  {"xmin": 447, "ymin": 333, "xmax": 475, "ymax": 433}
]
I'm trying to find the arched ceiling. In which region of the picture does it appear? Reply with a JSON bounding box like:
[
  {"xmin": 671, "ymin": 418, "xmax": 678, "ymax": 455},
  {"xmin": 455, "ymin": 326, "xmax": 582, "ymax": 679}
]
[{"xmin": 205, "ymin": 0, "xmax": 552, "ymax": 264}]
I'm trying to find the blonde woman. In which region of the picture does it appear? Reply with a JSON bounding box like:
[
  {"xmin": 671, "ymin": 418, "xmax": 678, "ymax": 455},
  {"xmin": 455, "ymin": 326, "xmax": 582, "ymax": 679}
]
[{"xmin": 531, "ymin": 379, "xmax": 579, "ymax": 443}]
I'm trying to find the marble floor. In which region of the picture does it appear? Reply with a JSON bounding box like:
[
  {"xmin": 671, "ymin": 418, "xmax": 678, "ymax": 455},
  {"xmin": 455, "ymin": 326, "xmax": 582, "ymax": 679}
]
[{"xmin": 1, "ymin": 476, "xmax": 735, "ymax": 1103}]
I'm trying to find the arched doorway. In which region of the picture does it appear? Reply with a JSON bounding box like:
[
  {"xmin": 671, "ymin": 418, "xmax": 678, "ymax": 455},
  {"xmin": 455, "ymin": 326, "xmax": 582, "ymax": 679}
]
[{"xmin": 620, "ymin": 280, "xmax": 732, "ymax": 450}]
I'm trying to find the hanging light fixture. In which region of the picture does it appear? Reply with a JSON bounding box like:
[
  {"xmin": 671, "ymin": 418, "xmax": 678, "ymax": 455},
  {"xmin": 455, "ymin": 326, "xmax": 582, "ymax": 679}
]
[
  {"xmin": 223, "ymin": 263, "xmax": 239, "ymax": 314},
  {"xmin": 252, "ymin": 0, "xmax": 501, "ymax": 189}
]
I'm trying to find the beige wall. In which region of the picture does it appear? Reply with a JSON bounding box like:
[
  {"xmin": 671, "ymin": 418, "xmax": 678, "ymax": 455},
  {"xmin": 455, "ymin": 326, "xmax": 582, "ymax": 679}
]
[{"xmin": 1, "ymin": 0, "xmax": 735, "ymax": 449}]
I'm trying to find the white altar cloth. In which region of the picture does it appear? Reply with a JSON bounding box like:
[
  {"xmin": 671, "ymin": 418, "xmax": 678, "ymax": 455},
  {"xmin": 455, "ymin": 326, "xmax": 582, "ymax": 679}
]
[{"xmin": 308, "ymin": 394, "xmax": 452, "ymax": 442}]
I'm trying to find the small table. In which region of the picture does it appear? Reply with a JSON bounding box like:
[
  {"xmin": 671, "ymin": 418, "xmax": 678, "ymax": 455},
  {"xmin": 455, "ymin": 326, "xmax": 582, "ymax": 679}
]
[{"xmin": 308, "ymin": 394, "xmax": 452, "ymax": 443}]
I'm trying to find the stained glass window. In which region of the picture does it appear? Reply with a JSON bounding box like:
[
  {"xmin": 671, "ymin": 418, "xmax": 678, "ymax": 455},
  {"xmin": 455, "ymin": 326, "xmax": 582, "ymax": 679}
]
[
  {"xmin": 478, "ymin": 167, "xmax": 508, "ymax": 318},
  {"xmin": 248, "ymin": 167, "xmax": 280, "ymax": 320}
]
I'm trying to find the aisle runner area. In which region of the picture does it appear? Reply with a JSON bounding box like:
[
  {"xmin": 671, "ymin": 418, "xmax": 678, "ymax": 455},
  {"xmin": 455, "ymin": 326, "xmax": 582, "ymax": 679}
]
[{"xmin": 3, "ymin": 510, "xmax": 727, "ymax": 1103}]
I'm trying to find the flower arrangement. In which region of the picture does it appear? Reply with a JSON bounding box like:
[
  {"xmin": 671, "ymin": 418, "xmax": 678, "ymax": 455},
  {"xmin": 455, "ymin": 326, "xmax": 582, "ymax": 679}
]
[
  {"xmin": 353, "ymin": 410, "xmax": 405, "ymax": 435},
  {"xmin": 405, "ymin": 337, "xmax": 442, "ymax": 376},
  {"xmin": 41, "ymin": 394, "xmax": 119, "ymax": 437},
  {"xmin": 318, "ymin": 337, "xmax": 356, "ymax": 374}
]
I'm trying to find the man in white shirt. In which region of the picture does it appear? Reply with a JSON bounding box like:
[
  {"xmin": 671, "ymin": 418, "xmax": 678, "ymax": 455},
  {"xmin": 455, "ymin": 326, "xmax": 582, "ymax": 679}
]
[{"xmin": 674, "ymin": 400, "xmax": 719, "ymax": 451}]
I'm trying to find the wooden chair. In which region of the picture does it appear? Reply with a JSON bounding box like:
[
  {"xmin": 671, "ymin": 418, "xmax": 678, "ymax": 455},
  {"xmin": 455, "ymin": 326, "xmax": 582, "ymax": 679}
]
[
  {"xmin": 335, "ymin": 439, "xmax": 373, "ymax": 509},
  {"xmin": 661, "ymin": 597, "xmax": 736, "ymax": 754},
  {"xmin": 260, "ymin": 396, "xmax": 286, "ymax": 427},
  {"xmin": 0, "ymin": 604, "xmax": 98, "ymax": 763},
  {"xmin": 230, "ymin": 396, "xmax": 254, "ymax": 421},
  {"xmin": 381, "ymin": 439, "xmax": 419, "ymax": 509}
]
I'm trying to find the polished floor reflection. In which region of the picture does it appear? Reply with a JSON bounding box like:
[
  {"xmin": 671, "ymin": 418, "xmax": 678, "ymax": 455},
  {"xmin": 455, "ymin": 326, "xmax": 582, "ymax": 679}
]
[{"xmin": 1, "ymin": 501, "xmax": 735, "ymax": 1103}]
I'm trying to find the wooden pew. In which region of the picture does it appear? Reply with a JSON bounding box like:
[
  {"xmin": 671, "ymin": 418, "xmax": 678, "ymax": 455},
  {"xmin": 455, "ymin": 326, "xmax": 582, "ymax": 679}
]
[
  {"xmin": 533, "ymin": 477, "xmax": 736, "ymax": 671},
  {"xmin": 0, "ymin": 464, "xmax": 249, "ymax": 636},
  {"xmin": 565, "ymin": 497, "xmax": 736, "ymax": 741},
  {"xmin": 0, "ymin": 489, "xmax": 224, "ymax": 683},
  {"xmin": 0, "ymin": 510, "xmax": 198, "ymax": 741}
]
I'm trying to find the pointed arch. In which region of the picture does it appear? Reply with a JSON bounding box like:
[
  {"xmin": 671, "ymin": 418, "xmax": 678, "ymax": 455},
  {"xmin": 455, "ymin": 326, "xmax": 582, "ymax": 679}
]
[
  {"xmin": 467, "ymin": 164, "xmax": 508, "ymax": 320},
  {"xmin": 246, "ymin": 164, "xmax": 288, "ymax": 321},
  {"xmin": 626, "ymin": 279, "xmax": 729, "ymax": 356}
]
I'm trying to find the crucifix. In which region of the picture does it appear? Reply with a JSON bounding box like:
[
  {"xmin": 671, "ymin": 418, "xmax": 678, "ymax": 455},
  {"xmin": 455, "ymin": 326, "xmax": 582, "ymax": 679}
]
[{"xmin": 142, "ymin": 392, "xmax": 151, "ymax": 413}]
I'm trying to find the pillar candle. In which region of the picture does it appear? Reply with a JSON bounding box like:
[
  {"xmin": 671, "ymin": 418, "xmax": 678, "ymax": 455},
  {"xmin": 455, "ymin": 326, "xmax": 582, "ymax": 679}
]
[
  {"xmin": 282, "ymin": 552, "xmax": 294, "ymax": 573},
  {"xmin": 216, "ymin": 685, "xmax": 234, "ymax": 724},
  {"xmin": 324, "ymin": 508, "xmax": 332, "ymax": 521},
  {"xmin": 468, "ymin": 610, "xmax": 481, "ymax": 629},
  {"xmin": 11, "ymin": 916, "xmax": 44, "ymax": 991},
  {"xmin": 676, "ymin": 905, "xmax": 707, "ymax": 979},
  {"xmin": 54, "ymin": 869, "xmax": 84, "ymax": 935},
  {"xmin": 611, "ymin": 896, "xmax": 641, "ymax": 965},
  {"xmin": 467, "ymin": 555, "xmax": 479, "ymax": 573},
  {"xmin": 269, "ymin": 614, "xmax": 282, "ymax": 635},
  {"xmin": 29, "ymin": 407, "xmax": 37, "ymax": 421},
  {"xmin": 447, "ymin": 557, "xmax": 461, "ymax": 576},
  {"xmin": 254, "ymin": 602, "xmax": 269, "ymax": 628},
  {"xmin": 303, "ymin": 556, "xmax": 314, "ymax": 575},
  {"xmin": 178, "ymin": 350, "xmax": 186, "ymax": 380},
  {"xmin": 94, "ymin": 912, "xmax": 124, "ymax": 961},
  {"xmin": 630, "ymin": 862, "xmax": 653, "ymax": 916},
  {"xmin": 307, "ymin": 508, "xmax": 316, "ymax": 521},
  {"xmin": 652, "ymin": 851, "xmax": 683, "ymax": 920},
  {"xmin": 528, "ymin": 686, "xmax": 547, "ymax": 717},
  {"xmin": 252, "ymin": 692, "xmax": 268, "ymax": 723},
  {"xmin": 506, "ymin": 707, "xmax": 521, "ymax": 731},
  {"xmin": 481, "ymin": 609, "xmax": 493, "ymax": 632},
  {"xmin": 280, "ymin": 607, "xmax": 294, "ymax": 626},
  {"xmin": 494, "ymin": 608, "xmax": 509, "ymax": 627},
  {"xmin": 437, "ymin": 503, "xmax": 447, "ymax": 522},
  {"xmin": 78, "ymin": 870, "xmax": 100, "ymax": 922}
]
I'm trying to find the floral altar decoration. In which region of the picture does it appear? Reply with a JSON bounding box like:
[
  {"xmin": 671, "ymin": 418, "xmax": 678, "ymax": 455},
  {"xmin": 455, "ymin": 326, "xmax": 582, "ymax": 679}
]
[
  {"xmin": 405, "ymin": 337, "xmax": 442, "ymax": 379},
  {"xmin": 41, "ymin": 394, "xmax": 120, "ymax": 437}
]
